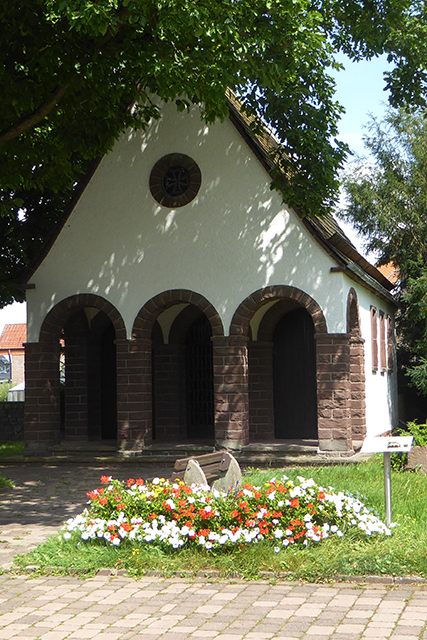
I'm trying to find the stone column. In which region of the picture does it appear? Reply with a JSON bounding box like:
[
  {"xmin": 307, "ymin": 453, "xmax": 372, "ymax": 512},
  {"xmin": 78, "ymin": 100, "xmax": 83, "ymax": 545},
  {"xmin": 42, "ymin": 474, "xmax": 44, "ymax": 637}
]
[
  {"xmin": 24, "ymin": 341, "xmax": 61, "ymax": 454},
  {"xmin": 315, "ymin": 333, "xmax": 352, "ymax": 452},
  {"xmin": 212, "ymin": 335, "xmax": 249, "ymax": 448},
  {"xmin": 116, "ymin": 338, "xmax": 153, "ymax": 453},
  {"xmin": 349, "ymin": 335, "xmax": 367, "ymax": 444}
]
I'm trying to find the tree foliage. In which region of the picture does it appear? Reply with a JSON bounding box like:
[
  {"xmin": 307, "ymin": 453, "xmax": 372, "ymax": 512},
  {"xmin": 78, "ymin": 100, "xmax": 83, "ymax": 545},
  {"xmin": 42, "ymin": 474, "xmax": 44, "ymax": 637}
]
[
  {"xmin": 341, "ymin": 107, "xmax": 427, "ymax": 395},
  {"xmin": 2, "ymin": 0, "xmax": 427, "ymax": 305}
]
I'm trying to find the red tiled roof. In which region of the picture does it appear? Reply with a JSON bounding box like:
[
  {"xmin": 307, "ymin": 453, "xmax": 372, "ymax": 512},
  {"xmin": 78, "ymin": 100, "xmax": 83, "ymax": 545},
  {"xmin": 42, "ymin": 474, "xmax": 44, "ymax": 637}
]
[{"xmin": 0, "ymin": 324, "xmax": 27, "ymax": 350}]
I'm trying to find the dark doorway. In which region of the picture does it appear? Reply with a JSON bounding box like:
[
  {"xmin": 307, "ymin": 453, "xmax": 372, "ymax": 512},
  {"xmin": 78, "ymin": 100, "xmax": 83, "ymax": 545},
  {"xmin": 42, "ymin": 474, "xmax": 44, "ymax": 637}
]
[
  {"xmin": 100, "ymin": 322, "xmax": 117, "ymax": 439},
  {"xmin": 273, "ymin": 307, "xmax": 317, "ymax": 439},
  {"xmin": 185, "ymin": 314, "xmax": 214, "ymax": 439},
  {"xmin": 63, "ymin": 310, "xmax": 117, "ymax": 441}
]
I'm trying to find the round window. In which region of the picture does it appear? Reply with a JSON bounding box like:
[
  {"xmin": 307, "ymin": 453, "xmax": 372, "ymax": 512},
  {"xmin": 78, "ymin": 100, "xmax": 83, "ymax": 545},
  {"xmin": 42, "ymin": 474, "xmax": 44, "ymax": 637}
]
[{"xmin": 149, "ymin": 153, "xmax": 201, "ymax": 208}]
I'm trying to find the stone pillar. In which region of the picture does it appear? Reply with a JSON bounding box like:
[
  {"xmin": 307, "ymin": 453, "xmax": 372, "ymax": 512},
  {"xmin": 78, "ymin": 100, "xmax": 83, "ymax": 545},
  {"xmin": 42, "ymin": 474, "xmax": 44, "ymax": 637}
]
[
  {"xmin": 315, "ymin": 333, "xmax": 352, "ymax": 452},
  {"xmin": 212, "ymin": 335, "xmax": 249, "ymax": 448},
  {"xmin": 24, "ymin": 342, "xmax": 61, "ymax": 454},
  {"xmin": 349, "ymin": 335, "xmax": 367, "ymax": 445},
  {"xmin": 248, "ymin": 341, "xmax": 274, "ymax": 441},
  {"xmin": 116, "ymin": 338, "xmax": 153, "ymax": 453}
]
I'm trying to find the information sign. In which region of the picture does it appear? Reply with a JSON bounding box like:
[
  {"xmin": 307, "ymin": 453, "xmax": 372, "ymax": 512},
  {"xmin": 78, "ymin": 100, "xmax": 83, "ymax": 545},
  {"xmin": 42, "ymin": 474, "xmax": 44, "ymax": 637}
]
[
  {"xmin": 361, "ymin": 436, "xmax": 413, "ymax": 454},
  {"xmin": 360, "ymin": 435, "xmax": 413, "ymax": 526}
]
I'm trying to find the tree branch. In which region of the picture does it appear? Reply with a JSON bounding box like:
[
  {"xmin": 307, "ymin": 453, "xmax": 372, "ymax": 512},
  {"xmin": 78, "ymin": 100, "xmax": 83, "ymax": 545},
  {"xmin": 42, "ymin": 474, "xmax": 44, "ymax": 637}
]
[{"xmin": 0, "ymin": 84, "xmax": 70, "ymax": 144}]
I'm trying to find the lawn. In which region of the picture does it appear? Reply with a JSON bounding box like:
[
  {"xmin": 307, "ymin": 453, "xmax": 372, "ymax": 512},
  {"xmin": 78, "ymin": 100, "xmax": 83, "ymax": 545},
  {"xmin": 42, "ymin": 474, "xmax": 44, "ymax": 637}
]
[
  {"xmin": 10, "ymin": 456, "xmax": 427, "ymax": 580},
  {"xmin": 0, "ymin": 440, "xmax": 24, "ymax": 458}
]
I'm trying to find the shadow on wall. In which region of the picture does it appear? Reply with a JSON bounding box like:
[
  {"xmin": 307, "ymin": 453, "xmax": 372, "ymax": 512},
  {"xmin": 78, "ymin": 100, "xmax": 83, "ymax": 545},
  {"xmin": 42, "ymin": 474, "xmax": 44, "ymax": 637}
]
[{"xmin": 28, "ymin": 107, "xmax": 342, "ymax": 339}]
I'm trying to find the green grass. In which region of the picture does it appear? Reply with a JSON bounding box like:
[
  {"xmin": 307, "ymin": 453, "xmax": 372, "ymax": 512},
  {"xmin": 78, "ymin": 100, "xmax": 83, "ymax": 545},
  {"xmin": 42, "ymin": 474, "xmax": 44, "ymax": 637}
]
[
  {"xmin": 0, "ymin": 473, "xmax": 14, "ymax": 489},
  {"xmin": 0, "ymin": 382, "xmax": 13, "ymax": 402},
  {"xmin": 0, "ymin": 440, "xmax": 24, "ymax": 458},
  {"xmin": 11, "ymin": 457, "xmax": 427, "ymax": 580}
]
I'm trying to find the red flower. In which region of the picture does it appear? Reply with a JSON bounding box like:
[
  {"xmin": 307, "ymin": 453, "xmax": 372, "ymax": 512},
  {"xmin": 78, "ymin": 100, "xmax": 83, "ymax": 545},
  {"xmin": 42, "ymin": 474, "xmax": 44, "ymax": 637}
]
[
  {"xmin": 99, "ymin": 497, "xmax": 108, "ymax": 506},
  {"xmin": 116, "ymin": 503, "xmax": 126, "ymax": 511},
  {"xmin": 121, "ymin": 522, "xmax": 132, "ymax": 532},
  {"xmin": 100, "ymin": 475, "xmax": 111, "ymax": 484},
  {"xmin": 127, "ymin": 478, "xmax": 135, "ymax": 488},
  {"xmin": 290, "ymin": 498, "xmax": 299, "ymax": 508},
  {"xmin": 136, "ymin": 478, "xmax": 144, "ymax": 486},
  {"xmin": 318, "ymin": 491, "xmax": 326, "ymax": 500},
  {"xmin": 87, "ymin": 491, "xmax": 98, "ymax": 500},
  {"xmin": 199, "ymin": 529, "xmax": 210, "ymax": 537}
]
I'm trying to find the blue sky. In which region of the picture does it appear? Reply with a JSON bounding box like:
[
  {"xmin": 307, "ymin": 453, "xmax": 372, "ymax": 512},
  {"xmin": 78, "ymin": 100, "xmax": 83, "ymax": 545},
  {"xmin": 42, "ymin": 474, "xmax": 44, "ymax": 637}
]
[
  {"xmin": 331, "ymin": 53, "xmax": 391, "ymax": 252},
  {"xmin": 332, "ymin": 53, "xmax": 392, "ymax": 158}
]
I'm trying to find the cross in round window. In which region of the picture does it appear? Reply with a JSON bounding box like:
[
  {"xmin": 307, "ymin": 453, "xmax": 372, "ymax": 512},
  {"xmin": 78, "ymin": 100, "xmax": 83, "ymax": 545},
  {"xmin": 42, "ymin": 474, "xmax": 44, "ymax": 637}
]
[{"xmin": 149, "ymin": 153, "xmax": 201, "ymax": 207}]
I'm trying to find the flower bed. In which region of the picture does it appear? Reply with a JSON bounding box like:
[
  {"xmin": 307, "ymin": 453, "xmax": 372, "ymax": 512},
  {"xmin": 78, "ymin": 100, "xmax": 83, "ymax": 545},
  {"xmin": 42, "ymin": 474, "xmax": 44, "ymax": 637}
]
[{"xmin": 62, "ymin": 475, "xmax": 392, "ymax": 552}]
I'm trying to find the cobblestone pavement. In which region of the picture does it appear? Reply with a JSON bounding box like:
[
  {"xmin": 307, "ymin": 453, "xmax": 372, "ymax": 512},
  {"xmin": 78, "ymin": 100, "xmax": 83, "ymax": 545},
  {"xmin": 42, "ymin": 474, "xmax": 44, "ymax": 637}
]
[
  {"xmin": 1, "ymin": 574, "xmax": 427, "ymax": 640},
  {"xmin": 0, "ymin": 462, "xmax": 172, "ymax": 570},
  {"xmin": 1, "ymin": 464, "xmax": 427, "ymax": 640}
]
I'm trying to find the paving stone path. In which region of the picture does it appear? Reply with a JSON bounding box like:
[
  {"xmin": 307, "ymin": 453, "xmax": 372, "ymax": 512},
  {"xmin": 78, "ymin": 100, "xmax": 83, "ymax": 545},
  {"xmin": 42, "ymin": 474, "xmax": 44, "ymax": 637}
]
[
  {"xmin": 1, "ymin": 463, "xmax": 427, "ymax": 640},
  {"xmin": 1, "ymin": 574, "xmax": 427, "ymax": 640},
  {"xmin": 0, "ymin": 462, "xmax": 172, "ymax": 570}
]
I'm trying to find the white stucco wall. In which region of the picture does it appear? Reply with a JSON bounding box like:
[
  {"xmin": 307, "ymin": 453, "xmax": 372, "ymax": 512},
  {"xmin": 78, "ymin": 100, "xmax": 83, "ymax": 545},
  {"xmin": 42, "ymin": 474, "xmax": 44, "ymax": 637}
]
[
  {"xmin": 27, "ymin": 102, "xmax": 347, "ymax": 342},
  {"xmin": 343, "ymin": 276, "xmax": 398, "ymax": 437}
]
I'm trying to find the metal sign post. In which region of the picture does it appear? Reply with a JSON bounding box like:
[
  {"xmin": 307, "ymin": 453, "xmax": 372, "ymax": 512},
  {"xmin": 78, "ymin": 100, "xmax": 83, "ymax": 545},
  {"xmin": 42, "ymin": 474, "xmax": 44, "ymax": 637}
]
[
  {"xmin": 361, "ymin": 436, "xmax": 413, "ymax": 527},
  {"xmin": 383, "ymin": 451, "xmax": 392, "ymax": 527}
]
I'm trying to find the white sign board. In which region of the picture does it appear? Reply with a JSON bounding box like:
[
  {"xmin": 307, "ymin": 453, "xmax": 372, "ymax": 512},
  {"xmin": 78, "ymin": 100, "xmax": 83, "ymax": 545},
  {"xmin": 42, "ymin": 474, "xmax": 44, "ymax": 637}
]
[{"xmin": 361, "ymin": 436, "xmax": 414, "ymax": 454}]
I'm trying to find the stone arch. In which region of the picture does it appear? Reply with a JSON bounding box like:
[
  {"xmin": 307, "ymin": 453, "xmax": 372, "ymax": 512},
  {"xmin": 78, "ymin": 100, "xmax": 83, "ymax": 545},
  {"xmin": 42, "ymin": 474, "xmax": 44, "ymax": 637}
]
[
  {"xmin": 346, "ymin": 287, "xmax": 361, "ymax": 336},
  {"xmin": 39, "ymin": 294, "xmax": 126, "ymax": 343},
  {"xmin": 133, "ymin": 290, "xmax": 222, "ymax": 443},
  {"xmin": 235, "ymin": 288, "xmax": 323, "ymax": 442},
  {"xmin": 230, "ymin": 285, "xmax": 327, "ymax": 337},
  {"xmin": 25, "ymin": 295, "xmax": 126, "ymax": 453},
  {"xmin": 132, "ymin": 289, "xmax": 224, "ymax": 340}
]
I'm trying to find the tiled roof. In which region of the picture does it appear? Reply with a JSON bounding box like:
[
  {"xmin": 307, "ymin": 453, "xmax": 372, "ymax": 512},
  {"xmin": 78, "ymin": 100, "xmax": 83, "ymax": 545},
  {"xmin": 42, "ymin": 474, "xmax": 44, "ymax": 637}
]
[
  {"xmin": 376, "ymin": 262, "xmax": 400, "ymax": 284},
  {"xmin": 0, "ymin": 324, "xmax": 27, "ymax": 350}
]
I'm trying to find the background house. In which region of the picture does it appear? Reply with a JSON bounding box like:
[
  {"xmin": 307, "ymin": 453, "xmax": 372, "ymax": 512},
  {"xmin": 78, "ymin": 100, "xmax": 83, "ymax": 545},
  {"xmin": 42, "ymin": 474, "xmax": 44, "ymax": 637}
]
[{"xmin": 0, "ymin": 323, "xmax": 26, "ymax": 386}]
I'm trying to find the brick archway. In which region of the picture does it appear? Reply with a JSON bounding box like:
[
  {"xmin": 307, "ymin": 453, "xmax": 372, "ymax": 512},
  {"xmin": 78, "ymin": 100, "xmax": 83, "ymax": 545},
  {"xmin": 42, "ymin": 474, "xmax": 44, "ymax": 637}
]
[
  {"xmin": 118, "ymin": 291, "xmax": 225, "ymax": 449},
  {"xmin": 229, "ymin": 285, "xmax": 328, "ymax": 337},
  {"xmin": 132, "ymin": 289, "xmax": 224, "ymax": 340},
  {"xmin": 230, "ymin": 286, "xmax": 353, "ymax": 451},
  {"xmin": 231, "ymin": 287, "xmax": 325, "ymax": 443},
  {"xmin": 25, "ymin": 295, "xmax": 125, "ymax": 454},
  {"xmin": 39, "ymin": 294, "xmax": 126, "ymax": 343}
]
